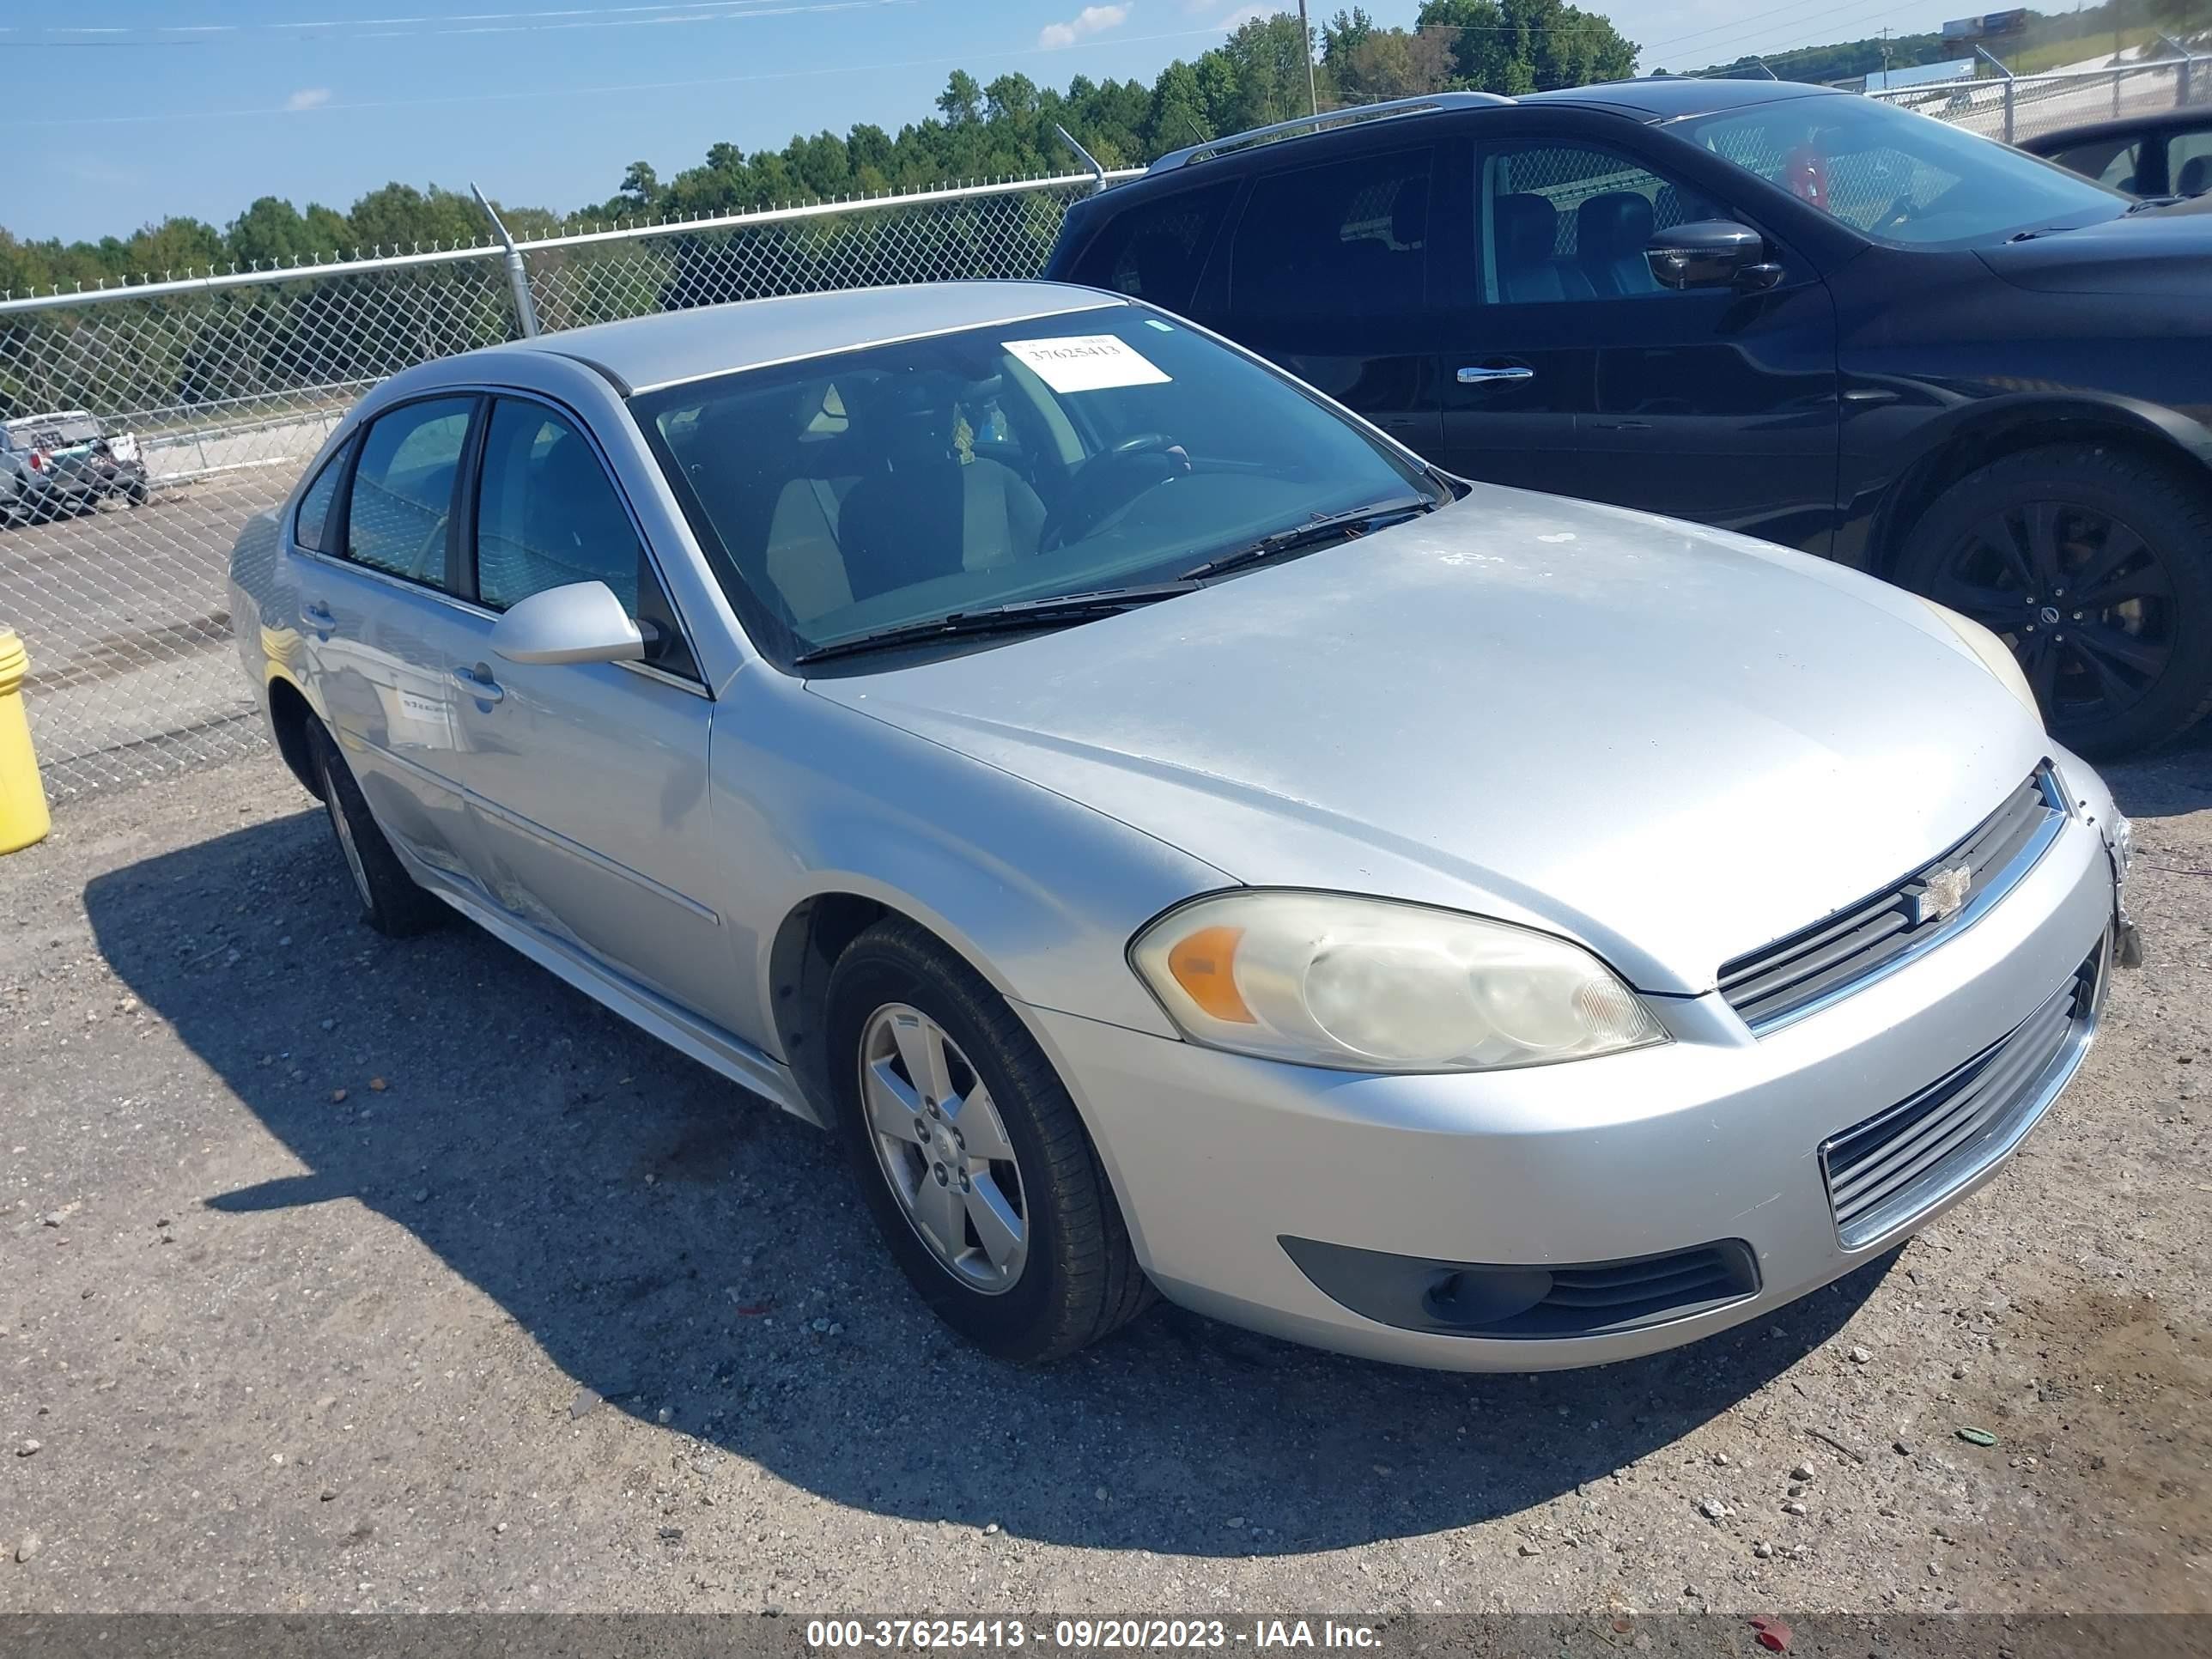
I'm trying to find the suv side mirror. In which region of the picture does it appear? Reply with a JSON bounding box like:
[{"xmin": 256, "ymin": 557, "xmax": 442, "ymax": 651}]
[
  {"xmin": 489, "ymin": 580, "xmax": 645, "ymax": 666},
  {"xmin": 1644, "ymin": 220, "xmax": 1778, "ymax": 291}
]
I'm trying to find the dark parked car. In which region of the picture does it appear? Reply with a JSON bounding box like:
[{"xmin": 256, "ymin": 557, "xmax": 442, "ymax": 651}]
[
  {"xmin": 2020, "ymin": 106, "xmax": 2212, "ymax": 199},
  {"xmin": 1046, "ymin": 81, "xmax": 2212, "ymax": 755},
  {"xmin": 0, "ymin": 410, "xmax": 149, "ymax": 526}
]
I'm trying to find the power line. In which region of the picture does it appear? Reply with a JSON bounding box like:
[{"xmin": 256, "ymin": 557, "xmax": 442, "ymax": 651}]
[
  {"xmin": 22, "ymin": 21, "xmax": 1248, "ymax": 129},
  {"xmin": 1661, "ymin": 0, "xmax": 1943, "ymax": 69},
  {"xmin": 0, "ymin": 0, "xmax": 855, "ymax": 44}
]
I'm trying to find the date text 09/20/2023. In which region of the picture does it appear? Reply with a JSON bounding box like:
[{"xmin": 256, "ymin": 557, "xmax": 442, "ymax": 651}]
[{"xmin": 803, "ymin": 1620, "xmax": 1383, "ymax": 1650}]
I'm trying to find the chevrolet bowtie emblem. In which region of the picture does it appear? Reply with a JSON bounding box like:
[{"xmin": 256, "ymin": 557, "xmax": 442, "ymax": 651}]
[{"xmin": 1916, "ymin": 865, "xmax": 1972, "ymax": 926}]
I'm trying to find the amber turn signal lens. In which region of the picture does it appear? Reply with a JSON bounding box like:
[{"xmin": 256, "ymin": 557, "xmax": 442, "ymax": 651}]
[{"xmin": 1165, "ymin": 924, "xmax": 1255, "ymax": 1024}]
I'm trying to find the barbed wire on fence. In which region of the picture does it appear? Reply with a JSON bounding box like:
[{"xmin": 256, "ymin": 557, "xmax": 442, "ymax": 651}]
[{"xmin": 0, "ymin": 63, "xmax": 2203, "ymax": 799}]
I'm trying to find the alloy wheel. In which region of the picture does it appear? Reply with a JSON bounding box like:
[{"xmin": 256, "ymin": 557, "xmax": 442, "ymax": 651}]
[
  {"xmin": 1926, "ymin": 499, "xmax": 2175, "ymax": 726},
  {"xmin": 859, "ymin": 1003, "xmax": 1029, "ymax": 1294}
]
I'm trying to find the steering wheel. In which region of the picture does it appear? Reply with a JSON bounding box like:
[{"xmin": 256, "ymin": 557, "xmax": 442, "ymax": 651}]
[
  {"xmin": 1107, "ymin": 430, "xmax": 1175, "ymax": 458},
  {"xmin": 1869, "ymin": 190, "xmax": 1921, "ymax": 234},
  {"xmin": 1039, "ymin": 435, "xmax": 1188, "ymax": 551}
]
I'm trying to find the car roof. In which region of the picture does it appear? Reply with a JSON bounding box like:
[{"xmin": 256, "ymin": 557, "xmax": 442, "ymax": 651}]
[
  {"xmin": 1516, "ymin": 77, "xmax": 1844, "ymax": 120},
  {"xmin": 1094, "ymin": 77, "xmax": 1844, "ymax": 210},
  {"xmin": 504, "ymin": 281, "xmax": 1126, "ymax": 394}
]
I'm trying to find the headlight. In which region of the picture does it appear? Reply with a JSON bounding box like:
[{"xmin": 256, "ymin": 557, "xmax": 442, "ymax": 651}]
[
  {"xmin": 1129, "ymin": 891, "xmax": 1666, "ymax": 1073},
  {"xmin": 1922, "ymin": 599, "xmax": 2040, "ymax": 722}
]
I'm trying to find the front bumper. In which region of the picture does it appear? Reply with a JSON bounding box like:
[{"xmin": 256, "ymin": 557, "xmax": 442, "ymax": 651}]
[{"xmin": 1027, "ymin": 805, "xmax": 2118, "ymax": 1371}]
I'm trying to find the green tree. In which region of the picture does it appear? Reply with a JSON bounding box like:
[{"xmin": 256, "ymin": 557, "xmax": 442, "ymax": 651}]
[
  {"xmin": 1146, "ymin": 58, "xmax": 1215, "ymax": 150},
  {"xmin": 618, "ymin": 161, "xmax": 662, "ymax": 210},
  {"xmin": 935, "ymin": 70, "xmax": 983, "ymax": 126},
  {"xmin": 227, "ymin": 197, "xmax": 313, "ymax": 269}
]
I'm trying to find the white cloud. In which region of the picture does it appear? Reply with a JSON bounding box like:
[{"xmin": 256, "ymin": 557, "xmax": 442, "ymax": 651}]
[
  {"xmin": 1218, "ymin": 3, "xmax": 1276, "ymax": 26},
  {"xmin": 1037, "ymin": 3, "xmax": 1129, "ymax": 49},
  {"xmin": 283, "ymin": 87, "xmax": 332, "ymax": 112}
]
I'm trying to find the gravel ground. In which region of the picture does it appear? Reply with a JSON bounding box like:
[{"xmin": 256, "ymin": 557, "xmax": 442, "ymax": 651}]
[{"xmin": 3, "ymin": 742, "xmax": 2208, "ymax": 1616}]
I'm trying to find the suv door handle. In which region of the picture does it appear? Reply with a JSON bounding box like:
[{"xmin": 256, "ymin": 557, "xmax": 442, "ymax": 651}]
[
  {"xmin": 452, "ymin": 664, "xmax": 505, "ymax": 705},
  {"xmin": 301, "ymin": 601, "xmax": 335, "ymax": 632},
  {"xmin": 1457, "ymin": 365, "xmax": 1534, "ymax": 385}
]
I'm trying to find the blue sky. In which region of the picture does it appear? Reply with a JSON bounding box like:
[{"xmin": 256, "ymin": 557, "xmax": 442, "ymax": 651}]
[{"xmin": 3, "ymin": 0, "xmax": 1981, "ymax": 246}]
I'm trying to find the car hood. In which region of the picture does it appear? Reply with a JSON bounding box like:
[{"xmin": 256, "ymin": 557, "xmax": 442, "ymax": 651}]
[
  {"xmin": 1976, "ymin": 204, "xmax": 2212, "ymax": 294},
  {"xmin": 805, "ymin": 488, "xmax": 2051, "ymax": 994}
]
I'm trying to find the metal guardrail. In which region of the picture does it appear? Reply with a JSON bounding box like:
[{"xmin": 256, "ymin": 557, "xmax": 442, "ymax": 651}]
[{"xmin": 0, "ymin": 56, "xmax": 2204, "ymax": 799}]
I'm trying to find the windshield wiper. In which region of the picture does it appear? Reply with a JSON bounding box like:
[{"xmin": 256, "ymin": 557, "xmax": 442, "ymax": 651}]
[
  {"xmin": 793, "ymin": 582, "xmax": 1200, "ymax": 665},
  {"xmin": 1178, "ymin": 497, "xmax": 1437, "ymax": 582}
]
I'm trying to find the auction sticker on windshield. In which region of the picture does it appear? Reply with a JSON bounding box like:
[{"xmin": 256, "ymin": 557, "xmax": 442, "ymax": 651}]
[{"xmin": 1004, "ymin": 334, "xmax": 1170, "ymax": 393}]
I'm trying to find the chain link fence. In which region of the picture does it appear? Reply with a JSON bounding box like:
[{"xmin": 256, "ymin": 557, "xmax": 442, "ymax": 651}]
[
  {"xmin": 0, "ymin": 172, "xmax": 1123, "ymax": 798},
  {"xmin": 2, "ymin": 57, "xmax": 2207, "ymax": 800},
  {"xmin": 1869, "ymin": 51, "xmax": 2209, "ymax": 146}
]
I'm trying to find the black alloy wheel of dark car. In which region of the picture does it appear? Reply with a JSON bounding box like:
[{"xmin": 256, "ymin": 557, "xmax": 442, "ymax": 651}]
[{"xmin": 1897, "ymin": 445, "xmax": 2212, "ymax": 757}]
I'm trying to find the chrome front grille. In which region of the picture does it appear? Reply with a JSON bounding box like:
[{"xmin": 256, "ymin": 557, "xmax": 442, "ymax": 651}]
[
  {"xmin": 1821, "ymin": 943, "xmax": 2102, "ymax": 1249},
  {"xmin": 1719, "ymin": 769, "xmax": 2064, "ymax": 1034}
]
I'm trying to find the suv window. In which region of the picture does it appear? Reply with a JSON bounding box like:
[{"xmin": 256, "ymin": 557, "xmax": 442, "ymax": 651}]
[
  {"xmin": 1228, "ymin": 147, "xmax": 1431, "ymax": 323},
  {"xmin": 1478, "ymin": 144, "xmax": 1713, "ymax": 304},
  {"xmin": 474, "ymin": 398, "xmax": 697, "ymax": 678},
  {"xmin": 344, "ymin": 398, "xmax": 473, "ymax": 587},
  {"xmin": 1068, "ymin": 180, "xmax": 1237, "ymax": 314},
  {"xmin": 1680, "ymin": 92, "xmax": 2123, "ymax": 248},
  {"xmin": 294, "ymin": 442, "xmax": 349, "ymax": 554}
]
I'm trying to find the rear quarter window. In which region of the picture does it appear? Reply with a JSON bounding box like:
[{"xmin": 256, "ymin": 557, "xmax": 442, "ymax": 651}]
[{"xmin": 1066, "ymin": 180, "xmax": 1237, "ymax": 314}]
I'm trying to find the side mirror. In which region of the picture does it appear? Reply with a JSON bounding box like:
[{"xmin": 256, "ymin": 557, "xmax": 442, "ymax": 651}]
[
  {"xmin": 489, "ymin": 580, "xmax": 644, "ymax": 666},
  {"xmin": 1644, "ymin": 219, "xmax": 1777, "ymax": 291}
]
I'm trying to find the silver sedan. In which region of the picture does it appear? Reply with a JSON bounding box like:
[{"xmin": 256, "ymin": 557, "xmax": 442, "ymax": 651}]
[{"xmin": 229, "ymin": 282, "xmax": 2136, "ymax": 1369}]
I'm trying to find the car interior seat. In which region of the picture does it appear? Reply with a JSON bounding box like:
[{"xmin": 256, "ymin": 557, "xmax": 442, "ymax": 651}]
[
  {"xmin": 1577, "ymin": 191, "xmax": 1658, "ymax": 297},
  {"xmin": 1494, "ymin": 192, "xmax": 1574, "ymax": 303},
  {"xmin": 836, "ymin": 374, "xmax": 1044, "ymax": 605}
]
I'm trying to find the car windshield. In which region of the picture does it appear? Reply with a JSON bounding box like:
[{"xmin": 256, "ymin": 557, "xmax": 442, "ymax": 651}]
[
  {"xmin": 6, "ymin": 415, "xmax": 103, "ymax": 448},
  {"xmin": 1678, "ymin": 94, "xmax": 2130, "ymax": 249},
  {"xmin": 633, "ymin": 304, "xmax": 1448, "ymax": 666}
]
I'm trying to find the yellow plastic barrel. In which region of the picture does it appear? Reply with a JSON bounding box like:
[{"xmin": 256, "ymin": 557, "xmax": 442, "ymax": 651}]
[{"xmin": 0, "ymin": 629, "xmax": 52, "ymax": 854}]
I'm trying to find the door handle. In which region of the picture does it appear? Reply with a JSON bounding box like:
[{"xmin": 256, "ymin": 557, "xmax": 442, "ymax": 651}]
[
  {"xmin": 301, "ymin": 601, "xmax": 335, "ymax": 631},
  {"xmin": 452, "ymin": 664, "xmax": 505, "ymax": 705},
  {"xmin": 1457, "ymin": 365, "xmax": 1534, "ymax": 385}
]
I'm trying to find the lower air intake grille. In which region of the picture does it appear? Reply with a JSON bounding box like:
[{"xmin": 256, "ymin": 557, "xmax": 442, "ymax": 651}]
[
  {"xmin": 1720, "ymin": 769, "xmax": 2063, "ymax": 1033},
  {"xmin": 1279, "ymin": 1235, "xmax": 1760, "ymax": 1340},
  {"xmin": 1821, "ymin": 945, "xmax": 2102, "ymax": 1249}
]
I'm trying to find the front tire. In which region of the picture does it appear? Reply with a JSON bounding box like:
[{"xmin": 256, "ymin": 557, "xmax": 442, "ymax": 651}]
[
  {"xmin": 307, "ymin": 720, "xmax": 447, "ymax": 938},
  {"xmin": 1894, "ymin": 443, "xmax": 2212, "ymax": 756},
  {"xmin": 825, "ymin": 919, "xmax": 1151, "ymax": 1362}
]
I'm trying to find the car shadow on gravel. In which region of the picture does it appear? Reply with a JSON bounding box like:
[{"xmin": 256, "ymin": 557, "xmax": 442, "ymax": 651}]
[{"xmin": 84, "ymin": 810, "xmax": 1893, "ymax": 1557}]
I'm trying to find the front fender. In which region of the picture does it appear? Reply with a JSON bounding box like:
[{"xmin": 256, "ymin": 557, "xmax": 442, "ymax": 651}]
[
  {"xmin": 714, "ymin": 674, "xmax": 1231, "ymax": 1058},
  {"xmin": 1839, "ymin": 387, "xmax": 2212, "ymax": 569}
]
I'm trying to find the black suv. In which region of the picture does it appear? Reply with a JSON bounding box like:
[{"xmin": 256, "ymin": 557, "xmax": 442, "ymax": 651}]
[{"xmin": 1046, "ymin": 80, "xmax": 2212, "ymax": 755}]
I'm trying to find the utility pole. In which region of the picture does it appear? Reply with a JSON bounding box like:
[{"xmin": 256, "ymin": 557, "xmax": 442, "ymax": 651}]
[
  {"xmin": 1881, "ymin": 25, "xmax": 1893, "ymax": 76},
  {"xmin": 1295, "ymin": 0, "xmax": 1320, "ymax": 114}
]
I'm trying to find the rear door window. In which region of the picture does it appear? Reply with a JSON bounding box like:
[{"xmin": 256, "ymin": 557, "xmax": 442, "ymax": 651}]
[
  {"xmin": 1227, "ymin": 147, "xmax": 1433, "ymax": 324},
  {"xmin": 343, "ymin": 397, "xmax": 474, "ymax": 589}
]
